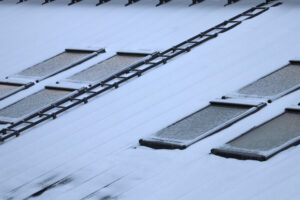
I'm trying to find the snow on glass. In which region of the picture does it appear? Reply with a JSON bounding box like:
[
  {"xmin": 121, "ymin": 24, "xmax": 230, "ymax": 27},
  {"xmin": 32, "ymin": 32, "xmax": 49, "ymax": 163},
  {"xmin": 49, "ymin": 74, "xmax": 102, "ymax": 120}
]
[
  {"xmin": 0, "ymin": 88, "xmax": 72, "ymax": 119},
  {"xmin": 67, "ymin": 53, "xmax": 146, "ymax": 82},
  {"xmin": 17, "ymin": 51, "xmax": 92, "ymax": 78},
  {"xmin": 238, "ymin": 63, "xmax": 300, "ymax": 97}
]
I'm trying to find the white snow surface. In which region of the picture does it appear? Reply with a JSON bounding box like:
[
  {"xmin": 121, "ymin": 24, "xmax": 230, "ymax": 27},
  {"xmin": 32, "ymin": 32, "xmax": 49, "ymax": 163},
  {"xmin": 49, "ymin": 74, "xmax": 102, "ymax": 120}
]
[{"xmin": 0, "ymin": 0, "xmax": 300, "ymax": 199}]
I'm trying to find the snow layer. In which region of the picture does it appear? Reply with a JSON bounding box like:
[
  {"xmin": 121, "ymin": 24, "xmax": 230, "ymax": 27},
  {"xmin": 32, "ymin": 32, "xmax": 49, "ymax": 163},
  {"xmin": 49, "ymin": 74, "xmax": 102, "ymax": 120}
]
[{"xmin": 0, "ymin": 0, "xmax": 300, "ymax": 199}]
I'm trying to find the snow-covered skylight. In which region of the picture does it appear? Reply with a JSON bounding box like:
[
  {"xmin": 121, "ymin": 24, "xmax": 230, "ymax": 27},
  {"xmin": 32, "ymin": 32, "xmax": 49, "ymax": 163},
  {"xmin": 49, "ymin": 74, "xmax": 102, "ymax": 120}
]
[
  {"xmin": 0, "ymin": 83, "xmax": 21, "ymax": 99},
  {"xmin": 0, "ymin": 88, "xmax": 73, "ymax": 120},
  {"xmin": 16, "ymin": 51, "xmax": 93, "ymax": 80},
  {"xmin": 212, "ymin": 108, "xmax": 300, "ymax": 161},
  {"xmin": 157, "ymin": 104, "xmax": 250, "ymax": 140},
  {"xmin": 67, "ymin": 53, "xmax": 147, "ymax": 83},
  {"xmin": 228, "ymin": 111, "xmax": 300, "ymax": 151},
  {"xmin": 238, "ymin": 62, "xmax": 300, "ymax": 98},
  {"xmin": 140, "ymin": 101, "xmax": 265, "ymax": 149}
]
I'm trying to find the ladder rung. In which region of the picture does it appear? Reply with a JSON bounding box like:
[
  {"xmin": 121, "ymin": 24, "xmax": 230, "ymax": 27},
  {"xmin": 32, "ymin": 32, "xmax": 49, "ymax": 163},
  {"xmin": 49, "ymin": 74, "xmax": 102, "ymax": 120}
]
[
  {"xmin": 22, "ymin": 121, "xmax": 34, "ymax": 124},
  {"xmin": 187, "ymin": 41, "xmax": 199, "ymax": 44},
  {"xmin": 116, "ymin": 76, "xmax": 127, "ymax": 79},
  {"xmin": 242, "ymin": 13, "xmax": 254, "ymax": 17},
  {"xmin": 255, "ymin": 7, "xmax": 267, "ymax": 10},
  {"xmin": 39, "ymin": 113, "xmax": 52, "ymax": 117},
  {"xmin": 226, "ymin": 20, "xmax": 240, "ymax": 23},
  {"xmin": 56, "ymin": 106, "xmax": 67, "ymax": 109},
  {"xmin": 174, "ymin": 48, "xmax": 187, "ymax": 51},
  {"xmin": 70, "ymin": 98, "xmax": 82, "ymax": 101},
  {"xmin": 214, "ymin": 27, "xmax": 227, "ymax": 30},
  {"xmin": 203, "ymin": 34, "xmax": 217, "ymax": 37},
  {"xmin": 100, "ymin": 83, "xmax": 113, "ymax": 87},
  {"xmin": 130, "ymin": 69, "xmax": 142, "ymax": 72},
  {"xmin": 85, "ymin": 91, "xmax": 97, "ymax": 94}
]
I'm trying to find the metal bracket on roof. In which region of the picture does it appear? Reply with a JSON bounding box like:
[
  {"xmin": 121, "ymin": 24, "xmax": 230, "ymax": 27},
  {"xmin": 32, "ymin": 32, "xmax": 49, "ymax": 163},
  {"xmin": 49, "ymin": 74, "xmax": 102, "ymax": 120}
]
[
  {"xmin": 16, "ymin": 0, "xmax": 27, "ymax": 3},
  {"xmin": 224, "ymin": 0, "xmax": 240, "ymax": 6},
  {"xmin": 125, "ymin": 0, "xmax": 139, "ymax": 6},
  {"xmin": 68, "ymin": 0, "xmax": 82, "ymax": 6},
  {"xmin": 156, "ymin": 0, "xmax": 171, "ymax": 7},
  {"xmin": 42, "ymin": 0, "xmax": 55, "ymax": 5},
  {"xmin": 96, "ymin": 0, "xmax": 110, "ymax": 6},
  {"xmin": 189, "ymin": 0, "xmax": 204, "ymax": 7}
]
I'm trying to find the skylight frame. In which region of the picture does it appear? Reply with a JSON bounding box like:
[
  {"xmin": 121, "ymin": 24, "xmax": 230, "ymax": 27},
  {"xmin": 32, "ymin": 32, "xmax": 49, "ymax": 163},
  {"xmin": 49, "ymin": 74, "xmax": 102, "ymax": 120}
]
[
  {"xmin": 224, "ymin": 60, "xmax": 300, "ymax": 102},
  {"xmin": 211, "ymin": 106, "xmax": 300, "ymax": 161},
  {"xmin": 139, "ymin": 99, "xmax": 266, "ymax": 150}
]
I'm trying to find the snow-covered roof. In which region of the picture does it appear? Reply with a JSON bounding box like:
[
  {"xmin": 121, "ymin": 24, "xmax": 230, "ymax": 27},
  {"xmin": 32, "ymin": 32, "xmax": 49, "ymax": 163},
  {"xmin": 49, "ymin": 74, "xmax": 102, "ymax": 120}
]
[{"xmin": 0, "ymin": 0, "xmax": 300, "ymax": 199}]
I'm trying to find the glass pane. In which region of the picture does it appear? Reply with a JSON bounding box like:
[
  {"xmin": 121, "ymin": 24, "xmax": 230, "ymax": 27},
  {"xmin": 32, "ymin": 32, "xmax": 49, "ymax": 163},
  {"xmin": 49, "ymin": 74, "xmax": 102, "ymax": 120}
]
[
  {"xmin": 0, "ymin": 89, "xmax": 72, "ymax": 119},
  {"xmin": 155, "ymin": 104, "xmax": 251, "ymax": 141},
  {"xmin": 229, "ymin": 111, "xmax": 300, "ymax": 151},
  {"xmin": 238, "ymin": 64, "xmax": 300, "ymax": 97},
  {"xmin": 68, "ymin": 54, "xmax": 146, "ymax": 82},
  {"xmin": 17, "ymin": 51, "xmax": 91, "ymax": 78},
  {"xmin": 0, "ymin": 83, "xmax": 20, "ymax": 97}
]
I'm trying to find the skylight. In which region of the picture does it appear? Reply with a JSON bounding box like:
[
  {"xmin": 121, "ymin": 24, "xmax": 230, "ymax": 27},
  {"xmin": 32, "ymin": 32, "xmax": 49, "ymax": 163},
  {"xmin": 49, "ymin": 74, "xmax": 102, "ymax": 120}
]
[
  {"xmin": 237, "ymin": 62, "xmax": 300, "ymax": 99},
  {"xmin": 211, "ymin": 107, "xmax": 300, "ymax": 161},
  {"xmin": 67, "ymin": 53, "xmax": 147, "ymax": 83},
  {"xmin": 16, "ymin": 50, "xmax": 95, "ymax": 80},
  {"xmin": 0, "ymin": 88, "xmax": 73, "ymax": 120},
  {"xmin": 0, "ymin": 83, "xmax": 22, "ymax": 100},
  {"xmin": 140, "ymin": 100, "xmax": 265, "ymax": 149}
]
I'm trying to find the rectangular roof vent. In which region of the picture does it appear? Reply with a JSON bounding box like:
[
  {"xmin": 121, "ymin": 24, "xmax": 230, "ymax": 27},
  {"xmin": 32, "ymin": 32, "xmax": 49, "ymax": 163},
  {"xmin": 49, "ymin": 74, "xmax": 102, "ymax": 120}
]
[
  {"xmin": 237, "ymin": 62, "xmax": 300, "ymax": 100},
  {"xmin": 211, "ymin": 107, "xmax": 300, "ymax": 161},
  {"xmin": 140, "ymin": 100, "xmax": 265, "ymax": 149},
  {"xmin": 15, "ymin": 49, "xmax": 98, "ymax": 81},
  {"xmin": 67, "ymin": 52, "xmax": 148, "ymax": 83},
  {"xmin": 0, "ymin": 88, "xmax": 74, "ymax": 122}
]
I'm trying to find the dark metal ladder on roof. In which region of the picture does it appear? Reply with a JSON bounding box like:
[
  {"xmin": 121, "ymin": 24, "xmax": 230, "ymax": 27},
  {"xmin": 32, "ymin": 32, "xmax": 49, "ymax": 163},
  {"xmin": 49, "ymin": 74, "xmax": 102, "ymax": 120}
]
[
  {"xmin": 0, "ymin": 0, "xmax": 281, "ymax": 143},
  {"xmin": 11, "ymin": 0, "xmax": 279, "ymax": 6}
]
